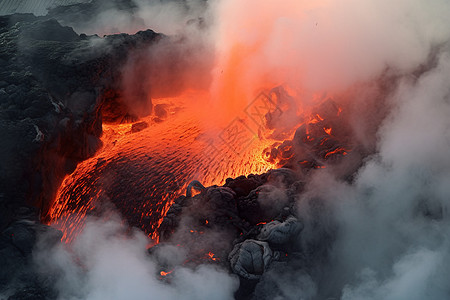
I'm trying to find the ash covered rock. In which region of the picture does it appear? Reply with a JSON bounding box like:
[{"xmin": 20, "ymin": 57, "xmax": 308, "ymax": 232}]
[
  {"xmin": 158, "ymin": 169, "xmax": 302, "ymax": 243},
  {"xmin": 257, "ymin": 216, "xmax": 303, "ymax": 245},
  {"xmin": 153, "ymin": 168, "xmax": 328, "ymax": 299},
  {"xmin": 234, "ymin": 169, "xmax": 303, "ymax": 225},
  {"xmin": 157, "ymin": 184, "xmax": 242, "ymax": 266},
  {"xmin": 229, "ymin": 216, "xmax": 303, "ymax": 281},
  {"xmin": 229, "ymin": 239, "xmax": 279, "ymax": 280}
]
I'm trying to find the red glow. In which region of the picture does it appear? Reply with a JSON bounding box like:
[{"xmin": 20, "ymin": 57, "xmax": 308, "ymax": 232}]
[
  {"xmin": 48, "ymin": 93, "xmax": 351, "ymax": 243},
  {"xmin": 207, "ymin": 252, "xmax": 219, "ymax": 261},
  {"xmin": 47, "ymin": 95, "xmax": 281, "ymax": 242},
  {"xmin": 47, "ymin": 24, "xmax": 353, "ymax": 243},
  {"xmin": 324, "ymin": 147, "xmax": 349, "ymax": 158},
  {"xmin": 160, "ymin": 270, "xmax": 172, "ymax": 277}
]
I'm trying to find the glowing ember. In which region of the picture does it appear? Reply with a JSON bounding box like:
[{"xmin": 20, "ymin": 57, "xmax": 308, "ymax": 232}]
[
  {"xmin": 324, "ymin": 147, "xmax": 349, "ymax": 159},
  {"xmin": 160, "ymin": 271, "xmax": 172, "ymax": 277},
  {"xmin": 207, "ymin": 252, "xmax": 219, "ymax": 261}
]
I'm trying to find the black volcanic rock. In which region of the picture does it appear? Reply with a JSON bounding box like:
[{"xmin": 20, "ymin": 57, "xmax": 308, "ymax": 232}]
[
  {"xmin": 0, "ymin": 14, "xmax": 162, "ymax": 229},
  {"xmin": 0, "ymin": 209, "xmax": 61, "ymax": 298},
  {"xmin": 154, "ymin": 172, "xmax": 320, "ymax": 300},
  {"xmin": 19, "ymin": 18, "xmax": 79, "ymax": 42},
  {"xmin": 0, "ymin": 14, "xmax": 163, "ymax": 295}
]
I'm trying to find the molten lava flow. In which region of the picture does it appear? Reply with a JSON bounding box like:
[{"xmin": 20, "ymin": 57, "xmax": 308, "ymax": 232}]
[
  {"xmin": 48, "ymin": 92, "xmax": 281, "ymax": 243},
  {"xmin": 46, "ymin": 0, "xmax": 357, "ymax": 244},
  {"xmin": 48, "ymin": 87, "xmax": 351, "ymax": 244},
  {"xmin": 324, "ymin": 147, "xmax": 349, "ymax": 159}
]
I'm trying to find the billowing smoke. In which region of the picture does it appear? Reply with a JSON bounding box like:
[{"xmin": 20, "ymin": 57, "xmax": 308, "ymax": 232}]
[
  {"xmin": 34, "ymin": 213, "xmax": 238, "ymax": 300},
  {"xmin": 99, "ymin": 0, "xmax": 215, "ymax": 121},
  {"xmin": 212, "ymin": 0, "xmax": 450, "ymax": 298},
  {"xmin": 209, "ymin": 0, "xmax": 450, "ymax": 118},
  {"xmin": 215, "ymin": 0, "xmax": 450, "ymax": 298},
  {"xmin": 317, "ymin": 52, "xmax": 450, "ymax": 299},
  {"xmin": 16, "ymin": 0, "xmax": 450, "ymax": 299}
]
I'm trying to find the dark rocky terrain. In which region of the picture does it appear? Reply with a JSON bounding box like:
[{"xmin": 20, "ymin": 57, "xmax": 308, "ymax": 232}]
[
  {"xmin": 0, "ymin": 15, "xmax": 356, "ymax": 295},
  {"xmin": 154, "ymin": 166, "xmax": 339, "ymax": 299},
  {"xmin": 0, "ymin": 13, "xmax": 161, "ymax": 296}
]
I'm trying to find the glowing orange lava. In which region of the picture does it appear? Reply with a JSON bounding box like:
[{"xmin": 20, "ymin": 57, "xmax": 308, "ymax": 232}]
[
  {"xmin": 48, "ymin": 91, "xmax": 281, "ymax": 243},
  {"xmin": 207, "ymin": 252, "xmax": 219, "ymax": 261},
  {"xmin": 47, "ymin": 87, "xmax": 350, "ymax": 244},
  {"xmin": 160, "ymin": 271, "xmax": 172, "ymax": 277}
]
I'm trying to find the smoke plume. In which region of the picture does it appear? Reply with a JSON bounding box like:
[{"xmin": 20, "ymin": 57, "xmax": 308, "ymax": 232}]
[
  {"xmin": 209, "ymin": 0, "xmax": 450, "ymax": 299},
  {"xmin": 34, "ymin": 214, "xmax": 238, "ymax": 300}
]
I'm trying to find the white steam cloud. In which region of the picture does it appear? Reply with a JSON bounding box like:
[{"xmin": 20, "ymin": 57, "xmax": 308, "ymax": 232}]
[
  {"xmin": 210, "ymin": 0, "xmax": 450, "ymax": 101},
  {"xmin": 319, "ymin": 51, "xmax": 450, "ymax": 299},
  {"xmin": 35, "ymin": 214, "xmax": 238, "ymax": 300},
  {"xmin": 209, "ymin": 0, "xmax": 450, "ymax": 299}
]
